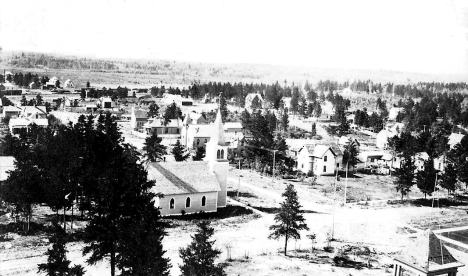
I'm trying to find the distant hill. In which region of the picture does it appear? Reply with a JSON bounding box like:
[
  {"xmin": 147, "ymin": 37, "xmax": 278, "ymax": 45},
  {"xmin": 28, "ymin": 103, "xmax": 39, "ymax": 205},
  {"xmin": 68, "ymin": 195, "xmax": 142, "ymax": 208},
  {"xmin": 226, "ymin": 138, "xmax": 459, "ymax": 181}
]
[{"xmin": 0, "ymin": 50, "xmax": 466, "ymax": 87}]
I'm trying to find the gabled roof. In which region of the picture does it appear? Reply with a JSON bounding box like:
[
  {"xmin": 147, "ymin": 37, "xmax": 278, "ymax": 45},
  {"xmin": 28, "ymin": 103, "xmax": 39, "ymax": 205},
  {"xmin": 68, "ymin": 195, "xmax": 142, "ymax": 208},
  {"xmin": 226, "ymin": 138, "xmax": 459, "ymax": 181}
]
[
  {"xmin": 405, "ymin": 229, "xmax": 462, "ymax": 271},
  {"xmin": 147, "ymin": 162, "xmax": 220, "ymax": 195},
  {"xmin": 133, "ymin": 109, "xmax": 148, "ymax": 118},
  {"xmin": 448, "ymin": 133, "xmax": 464, "ymax": 146},
  {"xmin": 22, "ymin": 106, "xmax": 47, "ymax": 115},
  {"xmin": 224, "ymin": 122, "xmax": 243, "ymax": 130},
  {"xmin": 191, "ymin": 124, "xmax": 214, "ymax": 137},
  {"xmin": 3, "ymin": 106, "xmax": 22, "ymax": 112},
  {"xmin": 312, "ymin": 145, "xmax": 334, "ymax": 158},
  {"xmin": 329, "ymin": 144, "xmax": 343, "ymax": 156}
]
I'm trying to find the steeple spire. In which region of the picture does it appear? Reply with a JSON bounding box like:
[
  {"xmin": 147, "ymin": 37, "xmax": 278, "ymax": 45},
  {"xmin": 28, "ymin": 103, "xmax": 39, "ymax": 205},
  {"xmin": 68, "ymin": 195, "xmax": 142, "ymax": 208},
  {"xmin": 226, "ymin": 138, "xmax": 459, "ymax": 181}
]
[
  {"xmin": 183, "ymin": 112, "xmax": 191, "ymax": 126},
  {"xmin": 211, "ymin": 108, "xmax": 225, "ymax": 146}
]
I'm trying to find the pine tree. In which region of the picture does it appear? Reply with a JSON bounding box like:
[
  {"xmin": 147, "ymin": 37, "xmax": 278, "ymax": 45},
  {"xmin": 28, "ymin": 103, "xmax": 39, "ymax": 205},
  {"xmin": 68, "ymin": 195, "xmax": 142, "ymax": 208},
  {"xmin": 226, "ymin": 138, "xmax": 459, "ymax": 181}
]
[
  {"xmin": 192, "ymin": 146, "xmax": 206, "ymax": 161},
  {"xmin": 281, "ymin": 111, "xmax": 289, "ymax": 132},
  {"xmin": 143, "ymin": 132, "xmax": 167, "ymax": 162},
  {"xmin": 311, "ymin": 123, "xmax": 316, "ymax": 136},
  {"xmin": 219, "ymin": 92, "xmax": 228, "ymax": 123},
  {"xmin": 148, "ymin": 103, "xmax": 159, "ymax": 118},
  {"xmin": 38, "ymin": 224, "xmax": 85, "ymax": 276},
  {"xmin": 440, "ymin": 163, "xmax": 457, "ymax": 195},
  {"xmin": 343, "ymin": 141, "xmax": 358, "ymax": 173},
  {"xmin": 179, "ymin": 221, "xmax": 226, "ymax": 276},
  {"xmin": 269, "ymin": 184, "xmax": 309, "ymax": 256},
  {"xmin": 171, "ymin": 140, "xmax": 190, "ymax": 161},
  {"xmin": 416, "ymin": 158, "xmax": 437, "ymax": 199},
  {"xmin": 36, "ymin": 94, "xmax": 44, "ymax": 106},
  {"xmin": 86, "ymin": 81, "xmax": 90, "ymax": 88},
  {"xmin": 394, "ymin": 151, "xmax": 416, "ymax": 200},
  {"xmin": 20, "ymin": 95, "xmax": 28, "ymax": 106}
]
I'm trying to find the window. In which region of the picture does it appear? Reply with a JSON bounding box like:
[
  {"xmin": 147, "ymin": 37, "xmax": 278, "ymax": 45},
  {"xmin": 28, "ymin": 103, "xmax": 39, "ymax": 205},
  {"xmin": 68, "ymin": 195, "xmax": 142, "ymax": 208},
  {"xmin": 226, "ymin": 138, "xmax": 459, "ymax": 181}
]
[
  {"xmin": 177, "ymin": 129, "xmax": 180, "ymax": 134},
  {"xmin": 337, "ymin": 163, "xmax": 339, "ymax": 168},
  {"xmin": 204, "ymin": 139, "xmax": 207, "ymax": 143},
  {"xmin": 323, "ymin": 166, "xmax": 326, "ymax": 172},
  {"xmin": 165, "ymin": 128, "xmax": 168, "ymax": 134},
  {"xmin": 169, "ymin": 198, "xmax": 175, "ymax": 209},
  {"xmin": 324, "ymin": 156, "xmax": 328, "ymax": 162},
  {"xmin": 302, "ymin": 164, "xmax": 304, "ymax": 168},
  {"xmin": 217, "ymin": 150, "xmax": 221, "ymax": 159},
  {"xmin": 186, "ymin": 197, "xmax": 191, "ymax": 208},
  {"xmin": 201, "ymin": 196, "xmax": 206, "ymax": 207},
  {"xmin": 197, "ymin": 139, "xmax": 200, "ymax": 145},
  {"xmin": 221, "ymin": 149, "xmax": 224, "ymax": 159}
]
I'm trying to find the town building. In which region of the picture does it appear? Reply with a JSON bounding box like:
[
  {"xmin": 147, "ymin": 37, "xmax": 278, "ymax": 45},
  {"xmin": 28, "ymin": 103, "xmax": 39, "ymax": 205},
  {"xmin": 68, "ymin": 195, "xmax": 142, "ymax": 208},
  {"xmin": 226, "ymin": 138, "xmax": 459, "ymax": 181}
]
[
  {"xmin": 297, "ymin": 144, "xmax": 340, "ymax": 175},
  {"xmin": 244, "ymin": 93, "xmax": 264, "ymax": 110},
  {"xmin": 130, "ymin": 108, "xmax": 148, "ymax": 132}
]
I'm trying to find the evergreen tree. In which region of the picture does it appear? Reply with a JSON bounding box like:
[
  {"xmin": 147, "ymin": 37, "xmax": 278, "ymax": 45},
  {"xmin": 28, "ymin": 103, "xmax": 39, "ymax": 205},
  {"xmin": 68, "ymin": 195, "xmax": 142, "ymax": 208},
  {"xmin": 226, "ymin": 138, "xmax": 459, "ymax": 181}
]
[
  {"xmin": 163, "ymin": 102, "xmax": 182, "ymax": 125},
  {"xmin": 219, "ymin": 92, "xmax": 228, "ymax": 123},
  {"xmin": 416, "ymin": 158, "xmax": 437, "ymax": 199},
  {"xmin": 179, "ymin": 220, "xmax": 225, "ymax": 276},
  {"xmin": 36, "ymin": 94, "xmax": 44, "ymax": 106},
  {"xmin": 20, "ymin": 95, "xmax": 28, "ymax": 106},
  {"xmin": 86, "ymin": 81, "xmax": 90, "ymax": 88},
  {"xmin": 143, "ymin": 132, "xmax": 167, "ymax": 162},
  {"xmin": 55, "ymin": 79, "xmax": 60, "ymax": 88},
  {"xmin": 440, "ymin": 163, "xmax": 457, "ymax": 194},
  {"xmin": 393, "ymin": 151, "xmax": 416, "ymax": 200},
  {"xmin": 450, "ymin": 136, "xmax": 468, "ymax": 189},
  {"xmin": 240, "ymin": 109, "xmax": 251, "ymax": 130},
  {"xmin": 313, "ymin": 102, "xmax": 322, "ymax": 117},
  {"xmin": 311, "ymin": 123, "xmax": 316, "ymax": 136},
  {"xmin": 343, "ymin": 141, "xmax": 358, "ymax": 174},
  {"xmin": 269, "ymin": 184, "xmax": 309, "ymax": 256},
  {"xmin": 281, "ymin": 111, "xmax": 289, "ymax": 131},
  {"xmin": 171, "ymin": 140, "xmax": 190, "ymax": 161},
  {"xmin": 38, "ymin": 224, "xmax": 85, "ymax": 276},
  {"xmin": 251, "ymin": 95, "xmax": 261, "ymax": 109},
  {"xmin": 148, "ymin": 103, "xmax": 159, "ymax": 118},
  {"xmin": 117, "ymin": 199, "xmax": 171, "ymax": 276},
  {"xmin": 192, "ymin": 146, "xmax": 206, "ymax": 161}
]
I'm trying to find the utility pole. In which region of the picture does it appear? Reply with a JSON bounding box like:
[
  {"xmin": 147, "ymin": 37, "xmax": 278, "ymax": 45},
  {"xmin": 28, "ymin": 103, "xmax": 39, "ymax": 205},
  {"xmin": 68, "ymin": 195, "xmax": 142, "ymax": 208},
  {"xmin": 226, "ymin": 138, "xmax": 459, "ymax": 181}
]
[
  {"xmin": 272, "ymin": 150, "xmax": 278, "ymax": 182},
  {"xmin": 331, "ymin": 165, "xmax": 340, "ymax": 240},
  {"xmin": 344, "ymin": 162, "xmax": 349, "ymax": 205},
  {"xmin": 235, "ymin": 157, "xmax": 243, "ymax": 199}
]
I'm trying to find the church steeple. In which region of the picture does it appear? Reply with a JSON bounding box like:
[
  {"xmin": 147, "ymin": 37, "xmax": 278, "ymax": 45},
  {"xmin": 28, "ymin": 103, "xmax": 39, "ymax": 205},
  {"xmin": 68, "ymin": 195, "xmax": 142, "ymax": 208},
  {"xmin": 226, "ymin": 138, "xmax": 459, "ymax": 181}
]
[
  {"xmin": 183, "ymin": 112, "xmax": 191, "ymax": 126},
  {"xmin": 211, "ymin": 109, "xmax": 226, "ymax": 146}
]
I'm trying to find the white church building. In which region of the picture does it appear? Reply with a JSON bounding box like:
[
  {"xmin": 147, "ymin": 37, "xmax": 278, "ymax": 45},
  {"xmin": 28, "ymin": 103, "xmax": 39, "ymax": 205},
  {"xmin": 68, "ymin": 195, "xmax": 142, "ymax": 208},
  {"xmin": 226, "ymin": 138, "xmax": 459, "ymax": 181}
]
[{"xmin": 147, "ymin": 109, "xmax": 228, "ymax": 216}]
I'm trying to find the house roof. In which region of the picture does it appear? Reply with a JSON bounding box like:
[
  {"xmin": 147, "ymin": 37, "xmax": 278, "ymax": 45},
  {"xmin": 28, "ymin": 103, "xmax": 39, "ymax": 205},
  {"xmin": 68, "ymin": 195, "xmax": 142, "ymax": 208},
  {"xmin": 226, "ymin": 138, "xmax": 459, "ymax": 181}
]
[
  {"xmin": 147, "ymin": 161, "xmax": 220, "ymax": 195},
  {"xmin": 448, "ymin": 133, "xmax": 464, "ymax": 146},
  {"xmin": 3, "ymin": 106, "xmax": 22, "ymax": 112},
  {"xmin": 312, "ymin": 145, "xmax": 334, "ymax": 158},
  {"xmin": 402, "ymin": 229, "xmax": 462, "ymax": 271},
  {"xmin": 224, "ymin": 122, "xmax": 243, "ymax": 130},
  {"xmin": 329, "ymin": 144, "xmax": 343, "ymax": 156},
  {"xmin": 9, "ymin": 118, "xmax": 48, "ymax": 127},
  {"xmin": 338, "ymin": 136, "xmax": 360, "ymax": 147},
  {"xmin": 22, "ymin": 106, "xmax": 47, "ymax": 115},
  {"xmin": 133, "ymin": 109, "xmax": 148, "ymax": 118}
]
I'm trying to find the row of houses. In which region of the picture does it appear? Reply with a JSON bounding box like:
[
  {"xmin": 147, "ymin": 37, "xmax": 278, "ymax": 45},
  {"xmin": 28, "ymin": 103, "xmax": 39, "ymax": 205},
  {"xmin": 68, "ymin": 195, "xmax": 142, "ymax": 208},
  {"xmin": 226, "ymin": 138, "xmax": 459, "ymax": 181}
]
[
  {"xmin": 130, "ymin": 108, "xmax": 244, "ymax": 149},
  {"xmin": 294, "ymin": 129, "xmax": 465, "ymax": 176}
]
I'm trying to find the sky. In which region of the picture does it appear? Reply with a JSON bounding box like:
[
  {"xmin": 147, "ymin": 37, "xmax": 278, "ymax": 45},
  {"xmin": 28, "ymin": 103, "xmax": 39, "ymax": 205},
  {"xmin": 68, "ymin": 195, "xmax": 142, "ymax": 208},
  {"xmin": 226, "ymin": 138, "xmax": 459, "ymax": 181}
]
[{"xmin": 1, "ymin": 0, "xmax": 468, "ymax": 76}]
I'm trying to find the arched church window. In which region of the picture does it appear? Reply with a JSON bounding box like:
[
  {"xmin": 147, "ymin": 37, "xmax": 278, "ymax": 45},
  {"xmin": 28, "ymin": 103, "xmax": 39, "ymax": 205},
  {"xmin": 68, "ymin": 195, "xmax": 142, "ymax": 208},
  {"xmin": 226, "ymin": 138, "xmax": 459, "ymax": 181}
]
[
  {"xmin": 169, "ymin": 198, "xmax": 175, "ymax": 209},
  {"xmin": 221, "ymin": 149, "xmax": 224, "ymax": 159},
  {"xmin": 217, "ymin": 150, "xmax": 221, "ymax": 159},
  {"xmin": 201, "ymin": 196, "xmax": 206, "ymax": 207},
  {"xmin": 186, "ymin": 197, "xmax": 191, "ymax": 208}
]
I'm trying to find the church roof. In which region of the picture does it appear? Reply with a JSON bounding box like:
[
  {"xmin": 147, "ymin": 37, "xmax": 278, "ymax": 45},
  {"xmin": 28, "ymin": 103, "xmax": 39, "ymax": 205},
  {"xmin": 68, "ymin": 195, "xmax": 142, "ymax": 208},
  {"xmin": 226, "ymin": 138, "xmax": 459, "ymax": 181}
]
[
  {"xmin": 402, "ymin": 229, "xmax": 461, "ymax": 271},
  {"xmin": 210, "ymin": 109, "xmax": 226, "ymax": 146},
  {"xmin": 147, "ymin": 162, "xmax": 220, "ymax": 195}
]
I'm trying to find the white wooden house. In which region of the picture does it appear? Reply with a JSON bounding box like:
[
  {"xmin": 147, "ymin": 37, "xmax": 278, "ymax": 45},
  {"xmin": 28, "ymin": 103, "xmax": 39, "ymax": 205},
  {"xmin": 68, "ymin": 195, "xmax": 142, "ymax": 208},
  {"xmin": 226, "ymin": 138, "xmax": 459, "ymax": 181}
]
[{"xmin": 297, "ymin": 144, "xmax": 339, "ymax": 176}]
